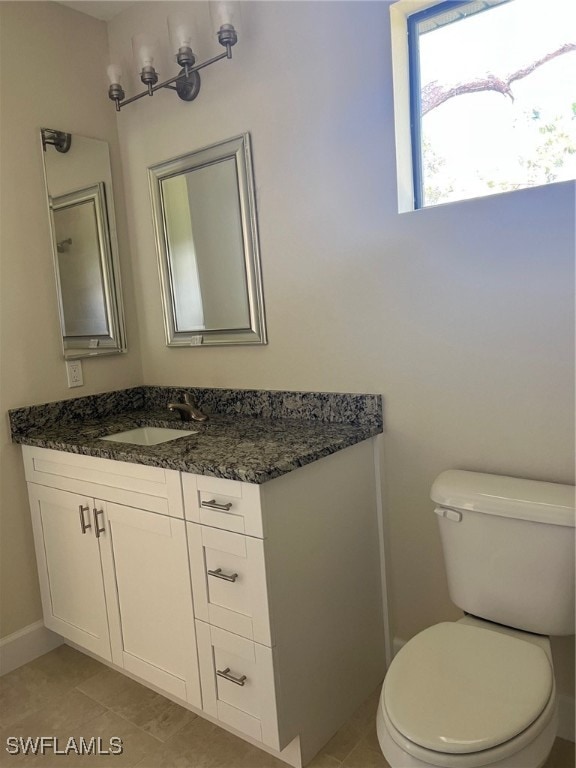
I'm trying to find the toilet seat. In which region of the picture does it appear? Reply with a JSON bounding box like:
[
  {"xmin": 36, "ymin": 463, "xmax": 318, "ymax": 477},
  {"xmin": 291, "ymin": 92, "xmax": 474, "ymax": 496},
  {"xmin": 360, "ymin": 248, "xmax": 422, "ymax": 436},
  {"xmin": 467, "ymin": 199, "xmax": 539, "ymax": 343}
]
[
  {"xmin": 379, "ymin": 691, "xmax": 557, "ymax": 768},
  {"xmin": 383, "ymin": 623, "xmax": 553, "ymax": 757}
]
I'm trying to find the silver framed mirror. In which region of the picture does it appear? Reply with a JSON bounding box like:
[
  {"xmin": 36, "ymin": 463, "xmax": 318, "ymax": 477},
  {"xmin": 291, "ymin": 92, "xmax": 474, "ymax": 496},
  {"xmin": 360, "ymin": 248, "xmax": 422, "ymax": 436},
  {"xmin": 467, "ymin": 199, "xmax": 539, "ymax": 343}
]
[
  {"xmin": 41, "ymin": 128, "xmax": 127, "ymax": 358},
  {"xmin": 148, "ymin": 133, "xmax": 267, "ymax": 346}
]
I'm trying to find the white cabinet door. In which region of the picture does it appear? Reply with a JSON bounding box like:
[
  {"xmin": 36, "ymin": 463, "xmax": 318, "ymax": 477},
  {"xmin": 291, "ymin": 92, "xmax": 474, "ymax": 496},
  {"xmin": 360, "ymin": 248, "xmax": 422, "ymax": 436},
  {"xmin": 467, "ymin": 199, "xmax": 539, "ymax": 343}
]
[
  {"xmin": 100, "ymin": 503, "xmax": 202, "ymax": 708},
  {"xmin": 28, "ymin": 484, "xmax": 112, "ymax": 660}
]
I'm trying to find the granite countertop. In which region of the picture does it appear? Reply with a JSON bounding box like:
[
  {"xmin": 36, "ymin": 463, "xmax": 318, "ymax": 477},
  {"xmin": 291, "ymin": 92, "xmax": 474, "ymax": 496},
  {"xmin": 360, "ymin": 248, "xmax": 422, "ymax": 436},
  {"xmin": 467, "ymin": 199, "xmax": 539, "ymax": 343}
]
[{"xmin": 10, "ymin": 387, "xmax": 383, "ymax": 484}]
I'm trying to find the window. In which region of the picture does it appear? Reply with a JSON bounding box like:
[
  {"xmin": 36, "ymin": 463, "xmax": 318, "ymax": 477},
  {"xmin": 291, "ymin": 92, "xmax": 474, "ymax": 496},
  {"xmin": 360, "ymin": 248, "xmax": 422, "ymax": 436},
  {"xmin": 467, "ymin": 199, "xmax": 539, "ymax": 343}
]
[{"xmin": 402, "ymin": 0, "xmax": 576, "ymax": 209}]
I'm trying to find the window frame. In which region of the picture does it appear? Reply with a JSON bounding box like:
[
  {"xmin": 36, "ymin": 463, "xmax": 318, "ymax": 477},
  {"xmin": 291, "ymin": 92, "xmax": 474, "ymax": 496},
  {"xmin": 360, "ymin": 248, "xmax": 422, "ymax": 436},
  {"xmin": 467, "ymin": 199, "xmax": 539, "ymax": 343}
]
[
  {"xmin": 407, "ymin": 1, "xmax": 471, "ymax": 209},
  {"xmin": 400, "ymin": 0, "xmax": 515, "ymax": 210}
]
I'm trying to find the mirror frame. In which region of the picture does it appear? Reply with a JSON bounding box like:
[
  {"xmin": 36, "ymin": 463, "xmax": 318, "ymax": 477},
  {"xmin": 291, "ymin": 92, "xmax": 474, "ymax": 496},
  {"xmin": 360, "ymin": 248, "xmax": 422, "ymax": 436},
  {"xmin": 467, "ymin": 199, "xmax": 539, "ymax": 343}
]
[
  {"xmin": 50, "ymin": 183, "xmax": 125, "ymax": 352},
  {"xmin": 148, "ymin": 133, "xmax": 267, "ymax": 347},
  {"xmin": 41, "ymin": 129, "xmax": 127, "ymax": 359}
]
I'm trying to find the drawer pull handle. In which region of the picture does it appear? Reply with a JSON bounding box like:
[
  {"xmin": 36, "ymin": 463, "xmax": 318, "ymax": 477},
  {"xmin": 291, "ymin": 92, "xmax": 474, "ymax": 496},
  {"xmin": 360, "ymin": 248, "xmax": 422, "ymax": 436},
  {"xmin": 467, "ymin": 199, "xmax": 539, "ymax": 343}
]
[
  {"xmin": 208, "ymin": 567, "xmax": 239, "ymax": 583},
  {"xmin": 93, "ymin": 508, "xmax": 105, "ymax": 538},
  {"xmin": 201, "ymin": 499, "xmax": 233, "ymax": 512},
  {"xmin": 78, "ymin": 505, "xmax": 91, "ymax": 534},
  {"xmin": 216, "ymin": 667, "xmax": 247, "ymax": 686}
]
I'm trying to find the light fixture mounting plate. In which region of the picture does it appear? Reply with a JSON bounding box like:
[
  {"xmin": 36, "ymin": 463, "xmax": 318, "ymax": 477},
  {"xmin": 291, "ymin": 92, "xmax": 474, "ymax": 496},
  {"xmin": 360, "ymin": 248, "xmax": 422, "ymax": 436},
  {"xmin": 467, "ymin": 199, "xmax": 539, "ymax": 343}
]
[{"xmin": 176, "ymin": 69, "xmax": 201, "ymax": 102}]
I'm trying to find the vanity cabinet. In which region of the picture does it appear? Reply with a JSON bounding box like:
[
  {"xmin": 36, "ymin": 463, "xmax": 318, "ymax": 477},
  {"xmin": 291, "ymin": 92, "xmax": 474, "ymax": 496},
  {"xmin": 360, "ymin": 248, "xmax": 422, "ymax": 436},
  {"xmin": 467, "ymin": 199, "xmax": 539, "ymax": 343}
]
[
  {"xmin": 23, "ymin": 447, "xmax": 202, "ymax": 709},
  {"xmin": 22, "ymin": 440, "xmax": 385, "ymax": 767}
]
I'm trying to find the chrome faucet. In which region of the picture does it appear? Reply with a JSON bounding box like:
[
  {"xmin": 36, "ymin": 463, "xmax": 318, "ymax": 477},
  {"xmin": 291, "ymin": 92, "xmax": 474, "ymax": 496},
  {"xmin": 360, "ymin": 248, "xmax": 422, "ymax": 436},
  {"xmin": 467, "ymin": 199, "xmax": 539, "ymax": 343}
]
[{"xmin": 168, "ymin": 393, "xmax": 208, "ymax": 423}]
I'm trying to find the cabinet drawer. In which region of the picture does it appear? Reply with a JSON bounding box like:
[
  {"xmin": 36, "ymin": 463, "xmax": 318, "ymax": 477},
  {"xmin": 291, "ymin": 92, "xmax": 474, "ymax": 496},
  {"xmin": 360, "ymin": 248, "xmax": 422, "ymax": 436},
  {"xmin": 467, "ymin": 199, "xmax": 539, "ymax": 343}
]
[
  {"xmin": 188, "ymin": 523, "xmax": 272, "ymax": 646},
  {"xmin": 22, "ymin": 446, "xmax": 183, "ymax": 517},
  {"xmin": 195, "ymin": 622, "xmax": 282, "ymax": 750},
  {"xmin": 182, "ymin": 474, "xmax": 263, "ymax": 537}
]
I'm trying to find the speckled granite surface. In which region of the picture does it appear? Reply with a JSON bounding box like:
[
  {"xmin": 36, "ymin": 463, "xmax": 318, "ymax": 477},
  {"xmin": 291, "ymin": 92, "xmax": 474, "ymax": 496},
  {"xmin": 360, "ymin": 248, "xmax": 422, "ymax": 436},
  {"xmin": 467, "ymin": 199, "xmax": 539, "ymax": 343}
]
[{"xmin": 9, "ymin": 387, "xmax": 383, "ymax": 484}]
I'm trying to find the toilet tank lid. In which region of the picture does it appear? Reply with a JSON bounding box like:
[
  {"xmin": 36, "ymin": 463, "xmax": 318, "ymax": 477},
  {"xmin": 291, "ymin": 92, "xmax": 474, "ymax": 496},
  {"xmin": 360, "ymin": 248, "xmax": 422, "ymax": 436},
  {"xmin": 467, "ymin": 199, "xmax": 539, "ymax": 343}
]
[{"xmin": 431, "ymin": 470, "xmax": 575, "ymax": 527}]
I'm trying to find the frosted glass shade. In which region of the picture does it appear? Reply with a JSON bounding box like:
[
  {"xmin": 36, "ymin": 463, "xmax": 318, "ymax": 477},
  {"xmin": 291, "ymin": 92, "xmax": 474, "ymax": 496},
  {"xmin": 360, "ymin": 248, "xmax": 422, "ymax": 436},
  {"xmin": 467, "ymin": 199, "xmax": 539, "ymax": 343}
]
[{"xmin": 132, "ymin": 33, "xmax": 156, "ymax": 69}]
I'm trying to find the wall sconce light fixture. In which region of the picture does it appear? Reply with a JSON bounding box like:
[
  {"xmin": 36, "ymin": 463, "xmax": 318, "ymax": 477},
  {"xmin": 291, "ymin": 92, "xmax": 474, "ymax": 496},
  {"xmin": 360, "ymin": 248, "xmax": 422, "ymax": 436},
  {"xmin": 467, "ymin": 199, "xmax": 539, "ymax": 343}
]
[
  {"xmin": 41, "ymin": 128, "xmax": 72, "ymax": 153},
  {"xmin": 107, "ymin": 2, "xmax": 239, "ymax": 112}
]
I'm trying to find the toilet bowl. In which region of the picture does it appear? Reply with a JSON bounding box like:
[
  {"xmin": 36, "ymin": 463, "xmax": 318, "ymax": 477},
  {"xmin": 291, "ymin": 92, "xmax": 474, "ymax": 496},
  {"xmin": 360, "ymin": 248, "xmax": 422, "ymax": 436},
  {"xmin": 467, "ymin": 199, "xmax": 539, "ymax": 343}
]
[
  {"xmin": 376, "ymin": 470, "xmax": 575, "ymax": 768},
  {"xmin": 376, "ymin": 617, "xmax": 557, "ymax": 768}
]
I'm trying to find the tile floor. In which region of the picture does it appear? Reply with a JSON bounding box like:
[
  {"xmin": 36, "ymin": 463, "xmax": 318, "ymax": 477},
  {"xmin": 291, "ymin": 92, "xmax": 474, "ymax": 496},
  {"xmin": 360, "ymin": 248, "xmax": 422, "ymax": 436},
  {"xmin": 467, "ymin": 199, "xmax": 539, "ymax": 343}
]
[{"xmin": 0, "ymin": 645, "xmax": 573, "ymax": 768}]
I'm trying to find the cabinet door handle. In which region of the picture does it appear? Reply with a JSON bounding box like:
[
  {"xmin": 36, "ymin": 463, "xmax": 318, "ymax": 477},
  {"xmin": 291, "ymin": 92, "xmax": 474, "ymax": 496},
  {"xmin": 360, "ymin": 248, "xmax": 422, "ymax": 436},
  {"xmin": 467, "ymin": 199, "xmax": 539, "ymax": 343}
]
[
  {"xmin": 207, "ymin": 567, "xmax": 239, "ymax": 583},
  {"xmin": 93, "ymin": 508, "xmax": 105, "ymax": 538},
  {"xmin": 201, "ymin": 499, "xmax": 233, "ymax": 511},
  {"xmin": 216, "ymin": 667, "xmax": 247, "ymax": 686},
  {"xmin": 78, "ymin": 505, "xmax": 91, "ymax": 534}
]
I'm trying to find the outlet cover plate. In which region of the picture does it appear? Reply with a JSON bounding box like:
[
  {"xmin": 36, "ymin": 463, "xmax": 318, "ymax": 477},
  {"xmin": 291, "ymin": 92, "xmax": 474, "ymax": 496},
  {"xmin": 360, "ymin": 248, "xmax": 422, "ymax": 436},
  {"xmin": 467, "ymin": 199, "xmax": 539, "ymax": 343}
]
[{"xmin": 66, "ymin": 360, "xmax": 83, "ymax": 388}]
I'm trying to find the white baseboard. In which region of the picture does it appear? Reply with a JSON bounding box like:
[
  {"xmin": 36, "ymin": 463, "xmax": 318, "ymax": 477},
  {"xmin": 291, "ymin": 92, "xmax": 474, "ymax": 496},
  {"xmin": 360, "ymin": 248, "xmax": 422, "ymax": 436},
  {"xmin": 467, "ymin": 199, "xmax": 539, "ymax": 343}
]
[
  {"xmin": 393, "ymin": 637, "xmax": 575, "ymax": 744},
  {"xmin": 0, "ymin": 621, "xmax": 62, "ymax": 676}
]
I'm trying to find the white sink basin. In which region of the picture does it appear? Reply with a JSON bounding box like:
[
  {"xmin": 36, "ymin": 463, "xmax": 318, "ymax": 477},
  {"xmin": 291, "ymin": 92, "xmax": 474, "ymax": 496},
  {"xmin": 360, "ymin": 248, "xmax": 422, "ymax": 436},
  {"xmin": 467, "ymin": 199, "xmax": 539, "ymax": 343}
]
[{"xmin": 100, "ymin": 427, "xmax": 197, "ymax": 446}]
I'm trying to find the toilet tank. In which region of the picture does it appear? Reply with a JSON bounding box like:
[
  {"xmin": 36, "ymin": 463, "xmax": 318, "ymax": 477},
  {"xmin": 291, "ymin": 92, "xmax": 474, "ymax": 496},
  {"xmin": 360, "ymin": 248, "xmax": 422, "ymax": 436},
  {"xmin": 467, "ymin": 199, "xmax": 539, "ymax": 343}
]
[{"xmin": 431, "ymin": 470, "xmax": 575, "ymax": 636}]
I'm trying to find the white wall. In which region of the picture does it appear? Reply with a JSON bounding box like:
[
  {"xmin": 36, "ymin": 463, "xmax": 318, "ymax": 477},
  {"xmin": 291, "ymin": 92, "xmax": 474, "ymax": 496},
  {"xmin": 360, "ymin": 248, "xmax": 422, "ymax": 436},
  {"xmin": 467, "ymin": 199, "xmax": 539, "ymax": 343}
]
[
  {"xmin": 108, "ymin": 0, "xmax": 574, "ymax": 697},
  {"xmin": 0, "ymin": 2, "xmax": 142, "ymax": 637}
]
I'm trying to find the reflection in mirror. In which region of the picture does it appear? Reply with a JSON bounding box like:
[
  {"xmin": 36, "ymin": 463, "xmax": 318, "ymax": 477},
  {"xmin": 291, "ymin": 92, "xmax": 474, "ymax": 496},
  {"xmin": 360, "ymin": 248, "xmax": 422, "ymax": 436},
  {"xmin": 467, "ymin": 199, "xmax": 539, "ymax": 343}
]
[
  {"xmin": 149, "ymin": 133, "xmax": 267, "ymax": 346},
  {"xmin": 52, "ymin": 184, "xmax": 110, "ymax": 337},
  {"xmin": 41, "ymin": 129, "xmax": 126, "ymax": 358}
]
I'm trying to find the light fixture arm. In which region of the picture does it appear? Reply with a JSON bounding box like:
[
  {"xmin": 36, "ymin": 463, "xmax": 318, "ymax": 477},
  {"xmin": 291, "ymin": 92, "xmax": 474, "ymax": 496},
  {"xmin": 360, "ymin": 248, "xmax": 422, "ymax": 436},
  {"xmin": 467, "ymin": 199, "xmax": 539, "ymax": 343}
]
[{"xmin": 109, "ymin": 36, "xmax": 236, "ymax": 112}]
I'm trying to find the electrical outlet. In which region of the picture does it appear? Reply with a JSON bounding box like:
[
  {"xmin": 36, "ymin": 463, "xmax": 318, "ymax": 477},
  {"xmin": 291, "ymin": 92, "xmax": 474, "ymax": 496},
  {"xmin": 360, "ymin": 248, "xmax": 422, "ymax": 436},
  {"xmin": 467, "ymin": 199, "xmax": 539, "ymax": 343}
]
[{"xmin": 66, "ymin": 360, "xmax": 83, "ymax": 388}]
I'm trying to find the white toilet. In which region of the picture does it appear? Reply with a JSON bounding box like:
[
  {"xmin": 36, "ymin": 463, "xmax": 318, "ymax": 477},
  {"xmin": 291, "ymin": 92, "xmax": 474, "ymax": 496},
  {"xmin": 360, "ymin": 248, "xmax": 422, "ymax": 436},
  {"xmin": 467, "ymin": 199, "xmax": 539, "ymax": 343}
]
[{"xmin": 377, "ymin": 470, "xmax": 575, "ymax": 768}]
